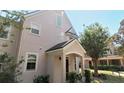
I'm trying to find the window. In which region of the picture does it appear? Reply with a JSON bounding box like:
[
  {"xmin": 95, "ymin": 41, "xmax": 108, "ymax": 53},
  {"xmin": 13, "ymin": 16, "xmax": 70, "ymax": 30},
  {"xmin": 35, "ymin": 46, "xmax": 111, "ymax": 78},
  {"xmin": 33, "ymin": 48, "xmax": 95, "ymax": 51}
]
[
  {"xmin": 56, "ymin": 15, "xmax": 62, "ymax": 28},
  {"xmin": 0, "ymin": 25, "xmax": 10, "ymax": 39},
  {"xmin": 31, "ymin": 24, "xmax": 40, "ymax": 35},
  {"xmin": 26, "ymin": 53, "xmax": 38, "ymax": 70}
]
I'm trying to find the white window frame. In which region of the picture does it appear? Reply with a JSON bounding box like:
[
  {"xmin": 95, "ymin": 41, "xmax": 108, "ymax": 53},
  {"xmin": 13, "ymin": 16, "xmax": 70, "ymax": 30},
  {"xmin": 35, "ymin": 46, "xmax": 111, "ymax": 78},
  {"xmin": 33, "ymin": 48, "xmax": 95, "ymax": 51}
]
[
  {"xmin": 0, "ymin": 25, "xmax": 11, "ymax": 41},
  {"xmin": 24, "ymin": 52, "xmax": 39, "ymax": 72},
  {"xmin": 56, "ymin": 14, "xmax": 62, "ymax": 28},
  {"xmin": 30, "ymin": 23, "xmax": 40, "ymax": 36}
]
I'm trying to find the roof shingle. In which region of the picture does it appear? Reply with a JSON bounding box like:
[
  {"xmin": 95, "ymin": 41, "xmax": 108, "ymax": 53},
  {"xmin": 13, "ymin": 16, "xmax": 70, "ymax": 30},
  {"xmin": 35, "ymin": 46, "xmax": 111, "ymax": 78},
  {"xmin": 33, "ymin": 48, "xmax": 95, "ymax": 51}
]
[{"xmin": 46, "ymin": 39, "xmax": 74, "ymax": 52}]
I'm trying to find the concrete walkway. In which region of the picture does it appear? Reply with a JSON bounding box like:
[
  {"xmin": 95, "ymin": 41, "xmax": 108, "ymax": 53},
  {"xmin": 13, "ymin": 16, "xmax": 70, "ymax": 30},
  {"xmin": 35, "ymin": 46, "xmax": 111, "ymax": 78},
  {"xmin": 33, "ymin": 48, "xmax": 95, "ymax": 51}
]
[{"xmin": 112, "ymin": 71, "xmax": 124, "ymax": 77}]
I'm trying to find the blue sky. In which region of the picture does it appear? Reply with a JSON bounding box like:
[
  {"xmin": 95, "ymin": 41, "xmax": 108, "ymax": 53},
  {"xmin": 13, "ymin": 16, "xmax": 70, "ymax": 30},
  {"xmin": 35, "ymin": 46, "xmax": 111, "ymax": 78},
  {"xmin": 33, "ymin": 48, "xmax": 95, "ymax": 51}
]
[{"xmin": 66, "ymin": 10, "xmax": 124, "ymax": 36}]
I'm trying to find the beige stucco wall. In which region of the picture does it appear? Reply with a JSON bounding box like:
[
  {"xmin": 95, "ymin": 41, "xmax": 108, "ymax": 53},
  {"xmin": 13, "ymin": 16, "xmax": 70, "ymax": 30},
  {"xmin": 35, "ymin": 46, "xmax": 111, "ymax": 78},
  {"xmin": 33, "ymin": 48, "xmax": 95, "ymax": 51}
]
[
  {"xmin": 17, "ymin": 10, "xmax": 74, "ymax": 82},
  {"xmin": 46, "ymin": 49, "xmax": 63, "ymax": 83},
  {"xmin": 46, "ymin": 40, "xmax": 86, "ymax": 83},
  {"xmin": 63, "ymin": 40, "xmax": 85, "ymax": 57}
]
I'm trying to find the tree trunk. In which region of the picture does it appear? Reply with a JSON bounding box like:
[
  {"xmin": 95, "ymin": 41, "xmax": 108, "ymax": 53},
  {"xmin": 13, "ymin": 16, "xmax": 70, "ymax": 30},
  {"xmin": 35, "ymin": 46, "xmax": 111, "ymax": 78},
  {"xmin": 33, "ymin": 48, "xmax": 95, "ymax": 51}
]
[{"xmin": 93, "ymin": 58, "xmax": 98, "ymax": 77}]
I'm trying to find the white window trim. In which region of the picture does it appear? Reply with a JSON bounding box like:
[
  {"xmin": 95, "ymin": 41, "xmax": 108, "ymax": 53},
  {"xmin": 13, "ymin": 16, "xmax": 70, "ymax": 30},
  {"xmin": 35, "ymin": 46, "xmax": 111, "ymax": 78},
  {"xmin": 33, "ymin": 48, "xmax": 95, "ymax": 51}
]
[
  {"xmin": 24, "ymin": 52, "xmax": 39, "ymax": 72},
  {"xmin": 0, "ymin": 25, "xmax": 11, "ymax": 41},
  {"xmin": 30, "ymin": 22, "xmax": 41, "ymax": 36},
  {"xmin": 56, "ymin": 14, "xmax": 62, "ymax": 28}
]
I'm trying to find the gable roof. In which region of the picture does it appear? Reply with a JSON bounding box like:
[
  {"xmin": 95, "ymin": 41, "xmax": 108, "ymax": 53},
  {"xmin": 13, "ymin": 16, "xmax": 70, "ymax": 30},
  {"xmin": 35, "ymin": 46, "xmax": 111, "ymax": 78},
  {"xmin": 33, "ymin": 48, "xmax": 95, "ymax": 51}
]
[
  {"xmin": 46, "ymin": 39, "xmax": 74, "ymax": 52},
  {"xmin": 65, "ymin": 27, "xmax": 78, "ymax": 38}
]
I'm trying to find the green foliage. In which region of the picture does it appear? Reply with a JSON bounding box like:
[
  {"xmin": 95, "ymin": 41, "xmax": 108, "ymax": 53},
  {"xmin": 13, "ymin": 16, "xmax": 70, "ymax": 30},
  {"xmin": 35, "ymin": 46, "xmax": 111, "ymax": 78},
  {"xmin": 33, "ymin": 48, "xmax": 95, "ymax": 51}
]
[
  {"xmin": 110, "ymin": 30, "xmax": 124, "ymax": 55},
  {"xmin": 0, "ymin": 10, "xmax": 28, "ymax": 39},
  {"xmin": 76, "ymin": 73, "xmax": 82, "ymax": 81},
  {"xmin": 67, "ymin": 72, "xmax": 77, "ymax": 83},
  {"xmin": 0, "ymin": 53, "xmax": 24, "ymax": 83},
  {"xmin": 0, "ymin": 10, "xmax": 28, "ymax": 30},
  {"xmin": 33, "ymin": 75, "xmax": 49, "ymax": 83},
  {"xmin": 80, "ymin": 23, "xmax": 109, "ymax": 75},
  {"xmin": 91, "ymin": 65, "xmax": 124, "ymax": 71},
  {"xmin": 67, "ymin": 72, "xmax": 82, "ymax": 83},
  {"xmin": 118, "ymin": 46, "xmax": 124, "ymax": 56},
  {"xmin": 84, "ymin": 70, "xmax": 91, "ymax": 83},
  {"xmin": 80, "ymin": 23, "xmax": 109, "ymax": 58}
]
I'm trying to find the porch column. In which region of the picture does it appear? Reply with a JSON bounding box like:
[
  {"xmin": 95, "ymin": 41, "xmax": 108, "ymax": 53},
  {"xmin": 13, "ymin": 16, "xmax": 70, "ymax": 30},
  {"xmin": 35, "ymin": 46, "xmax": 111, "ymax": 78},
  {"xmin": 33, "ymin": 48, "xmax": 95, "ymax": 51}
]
[
  {"xmin": 120, "ymin": 59, "xmax": 123, "ymax": 66},
  {"xmin": 76, "ymin": 57, "xmax": 80, "ymax": 73},
  {"xmin": 62, "ymin": 54, "xmax": 66, "ymax": 83},
  {"xmin": 107, "ymin": 59, "xmax": 109, "ymax": 66},
  {"xmin": 69, "ymin": 55, "xmax": 75, "ymax": 72},
  {"xmin": 81, "ymin": 57, "xmax": 85, "ymax": 72}
]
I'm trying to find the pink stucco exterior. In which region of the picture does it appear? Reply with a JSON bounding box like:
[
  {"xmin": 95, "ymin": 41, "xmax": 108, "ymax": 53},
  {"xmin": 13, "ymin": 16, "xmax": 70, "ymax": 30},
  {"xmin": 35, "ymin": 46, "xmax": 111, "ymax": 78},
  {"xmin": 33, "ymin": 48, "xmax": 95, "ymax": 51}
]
[
  {"xmin": 17, "ymin": 10, "xmax": 80, "ymax": 82},
  {"xmin": 0, "ymin": 10, "xmax": 86, "ymax": 83}
]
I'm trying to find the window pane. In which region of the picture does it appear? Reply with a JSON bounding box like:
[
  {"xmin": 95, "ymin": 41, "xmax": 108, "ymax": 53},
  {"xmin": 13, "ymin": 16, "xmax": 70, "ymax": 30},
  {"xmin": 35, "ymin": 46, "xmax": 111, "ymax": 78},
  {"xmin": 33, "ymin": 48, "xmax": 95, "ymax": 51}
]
[
  {"xmin": 31, "ymin": 28, "xmax": 39, "ymax": 35},
  {"xmin": 26, "ymin": 63, "xmax": 36, "ymax": 70},
  {"xmin": 26, "ymin": 54, "xmax": 37, "ymax": 70}
]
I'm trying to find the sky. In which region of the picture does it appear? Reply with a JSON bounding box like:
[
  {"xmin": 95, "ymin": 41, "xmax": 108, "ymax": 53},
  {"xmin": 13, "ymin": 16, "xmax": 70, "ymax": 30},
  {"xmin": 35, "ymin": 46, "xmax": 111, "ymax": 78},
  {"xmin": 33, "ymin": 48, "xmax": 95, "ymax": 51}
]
[{"xmin": 66, "ymin": 10, "xmax": 124, "ymax": 36}]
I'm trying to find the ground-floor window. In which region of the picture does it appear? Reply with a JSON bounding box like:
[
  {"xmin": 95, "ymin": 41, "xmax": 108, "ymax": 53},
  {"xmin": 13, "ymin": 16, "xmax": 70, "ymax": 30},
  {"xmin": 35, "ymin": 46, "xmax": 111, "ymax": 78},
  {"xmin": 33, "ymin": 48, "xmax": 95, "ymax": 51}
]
[{"xmin": 26, "ymin": 53, "xmax": 38, "ymax": 71}]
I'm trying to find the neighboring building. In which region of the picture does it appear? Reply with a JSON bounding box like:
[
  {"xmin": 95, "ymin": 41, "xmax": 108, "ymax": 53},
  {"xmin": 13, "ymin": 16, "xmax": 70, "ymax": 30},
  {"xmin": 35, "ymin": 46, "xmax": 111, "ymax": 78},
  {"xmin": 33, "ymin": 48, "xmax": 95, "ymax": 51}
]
[
  {"xmin": 0, "ymin": 10, "xmax": 87, "ymax": 83},
  {"xmin": 84, "ymin": 20, "xmax": 124, "ymax": 68},
  {"xmin": 97, "ymin": 19, "xmax": 124, "ymax": 67},
  {"xmin": 98, "ymin": 42, "xmax": 124, "ymax": 66}
]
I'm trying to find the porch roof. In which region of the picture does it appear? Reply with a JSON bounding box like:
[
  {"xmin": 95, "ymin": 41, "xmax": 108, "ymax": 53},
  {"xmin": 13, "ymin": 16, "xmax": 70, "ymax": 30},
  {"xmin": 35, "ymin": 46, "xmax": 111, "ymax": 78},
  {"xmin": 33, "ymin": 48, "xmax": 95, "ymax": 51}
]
[
  {"xmin": 46, "ymin": 39, "xmax": 74, "ymax": 52},
  {"xmin": 99, "ymin": 55, "xmax": 123, "ymax": 60}
]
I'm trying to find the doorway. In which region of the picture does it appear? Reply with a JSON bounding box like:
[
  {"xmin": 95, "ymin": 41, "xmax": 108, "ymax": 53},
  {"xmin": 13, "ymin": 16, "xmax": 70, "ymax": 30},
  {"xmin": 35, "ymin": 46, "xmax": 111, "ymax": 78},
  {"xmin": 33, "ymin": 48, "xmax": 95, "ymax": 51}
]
[{"xmin": 66, "ymin": 57, "xmax": 69, "ymax": 80}]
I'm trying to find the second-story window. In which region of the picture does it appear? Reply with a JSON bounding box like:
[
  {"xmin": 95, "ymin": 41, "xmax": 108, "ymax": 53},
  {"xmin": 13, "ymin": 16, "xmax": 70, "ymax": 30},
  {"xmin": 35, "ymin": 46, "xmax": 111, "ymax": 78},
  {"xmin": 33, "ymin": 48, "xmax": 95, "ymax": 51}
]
[
  {"xmin": 0, "ymin": 25, "xmax": 10, "ymax": 39},
  {"xmin": 56, "ymin": 15, "xmax": 62, "ymax": 28},
  {"xmin": 31, "ymin": 24, "xmax": 40, "ymax": 35}
]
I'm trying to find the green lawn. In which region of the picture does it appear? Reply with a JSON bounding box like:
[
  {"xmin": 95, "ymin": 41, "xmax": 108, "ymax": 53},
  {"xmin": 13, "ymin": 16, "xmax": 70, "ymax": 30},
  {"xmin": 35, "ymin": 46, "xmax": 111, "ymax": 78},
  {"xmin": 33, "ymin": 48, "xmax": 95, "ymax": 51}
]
[{"xmin": 91, "ymin": 70, "xmax": 124, "ymax": 83}]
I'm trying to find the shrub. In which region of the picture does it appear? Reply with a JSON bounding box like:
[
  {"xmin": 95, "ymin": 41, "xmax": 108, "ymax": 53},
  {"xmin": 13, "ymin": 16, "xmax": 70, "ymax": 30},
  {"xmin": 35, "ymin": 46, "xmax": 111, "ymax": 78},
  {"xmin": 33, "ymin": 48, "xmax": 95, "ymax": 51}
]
[
  {"xmin": 0, "ymin": 53, "xmax": 24, "ymax": 83},
  {"xmin": 67, "ymin": 72, "xmax": 77, "ymax": 83},
  {"xmin": 33, "ymin": 75, "xmax": 49, "ymax": 83},
  {"xmin": 76, "ymin": 73, "xmax": 82, "ymax": 81},
  {"xmin": 84, "ymin": 70, "xmax": 91, "ymax": 83},
  {"xmin": 98, "ymin": 74, "xmax": 107, "ymax": 80},
  {"xmin": 90, "ymin": 65, "xmax": 124, "ymax": 71},
  {"xmin": 67, "ymin": 72, "xmax": 82, "ymax": 83}
]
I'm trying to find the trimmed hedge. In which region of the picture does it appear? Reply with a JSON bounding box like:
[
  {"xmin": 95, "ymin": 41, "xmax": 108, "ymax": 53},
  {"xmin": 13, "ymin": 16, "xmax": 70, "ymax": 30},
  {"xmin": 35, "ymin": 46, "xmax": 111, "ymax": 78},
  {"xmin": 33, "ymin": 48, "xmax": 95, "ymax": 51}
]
[
  {"xmin": 84, "ymin": 70, "xmax": 91, "ymax": 83},
  {"xmin": 90, "ymin": 65, "xmax": 124, "ymax": 71},
  {"xmin": 33, "ymin": 75, "xmax": 49, "ymax": 83},
  {"xmin": 67, "ymin": 72, "xmax": 82, "ymax": 83}
]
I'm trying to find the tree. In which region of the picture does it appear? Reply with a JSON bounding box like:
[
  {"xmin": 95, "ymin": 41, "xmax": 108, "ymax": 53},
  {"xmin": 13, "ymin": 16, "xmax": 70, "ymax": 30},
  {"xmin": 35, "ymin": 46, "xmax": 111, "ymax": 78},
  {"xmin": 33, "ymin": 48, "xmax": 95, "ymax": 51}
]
[
  {"xmin": 80, "ymin": 23, "xmax": 109, "ymax": 76},
  {"xmin": 0, "ymin": 10, "xmax": 28, "ymax": 32},
  {"xmin": 115, "ymin": 32, "xmax": 124, "ymax": 55},
  {"xmin": 109, "ymin": 28, "xmax": 124, "ymax": 56},
  {"xmin": 0, "ymin": 10, "xmax": 27, "ymax": 82},
  {"xmin": 0, "ymin": 53, "xmax": 24, "ymax": 82}
]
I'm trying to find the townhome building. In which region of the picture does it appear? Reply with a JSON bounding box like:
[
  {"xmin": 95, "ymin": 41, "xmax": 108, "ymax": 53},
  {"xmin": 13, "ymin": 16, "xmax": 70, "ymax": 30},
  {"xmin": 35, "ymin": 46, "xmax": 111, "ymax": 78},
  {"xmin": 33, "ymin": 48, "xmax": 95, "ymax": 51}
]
[{"xmin": 0, "ymin": 10, "xmax": 87, "ymax": 83}]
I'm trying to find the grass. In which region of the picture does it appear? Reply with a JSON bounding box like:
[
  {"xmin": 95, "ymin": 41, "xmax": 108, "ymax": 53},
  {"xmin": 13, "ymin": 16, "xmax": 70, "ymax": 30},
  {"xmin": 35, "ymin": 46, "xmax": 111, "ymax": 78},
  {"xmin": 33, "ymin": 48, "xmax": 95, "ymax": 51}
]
[{"xmin": 91, "ymin": 70, "xmax": 124, "ymax": 83}]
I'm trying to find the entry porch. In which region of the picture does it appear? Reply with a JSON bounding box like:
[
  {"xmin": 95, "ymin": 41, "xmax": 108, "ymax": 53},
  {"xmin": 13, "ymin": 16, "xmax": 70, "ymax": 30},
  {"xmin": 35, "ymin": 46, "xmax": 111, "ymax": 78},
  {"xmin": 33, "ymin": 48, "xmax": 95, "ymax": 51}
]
[{"xmin": 46, "ymin": 39, "xmax": 86, "ymax": 83}]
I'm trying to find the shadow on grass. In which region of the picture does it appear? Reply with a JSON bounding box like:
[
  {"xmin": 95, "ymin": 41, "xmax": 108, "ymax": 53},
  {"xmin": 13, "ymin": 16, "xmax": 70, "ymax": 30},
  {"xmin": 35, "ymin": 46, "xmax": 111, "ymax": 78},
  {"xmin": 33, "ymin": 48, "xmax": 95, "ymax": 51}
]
[{"xmin": 92, "ymin": 74, "xmax": 124, "ymax": 83}]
